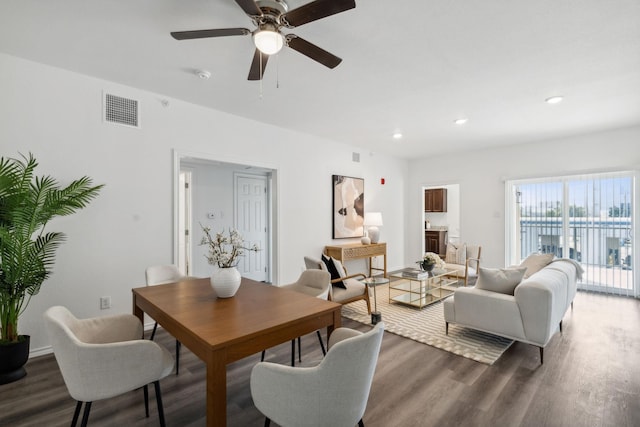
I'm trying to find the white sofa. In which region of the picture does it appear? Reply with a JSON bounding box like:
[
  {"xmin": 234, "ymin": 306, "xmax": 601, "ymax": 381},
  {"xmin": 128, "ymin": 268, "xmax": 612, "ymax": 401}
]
[{"xmin": 443, "ymin": 259, "xmax": 582, "ymax": 363}]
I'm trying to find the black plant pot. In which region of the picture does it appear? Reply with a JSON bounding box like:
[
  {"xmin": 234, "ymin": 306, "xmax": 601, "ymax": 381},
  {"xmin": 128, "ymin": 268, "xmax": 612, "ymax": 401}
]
[
  {"xmin": 0, "ymin": 335, "xmax": 30, "ymax": 385},
  {"xmin": 421, "ymin": 262, "xmax": 435, "ymax": 272}
]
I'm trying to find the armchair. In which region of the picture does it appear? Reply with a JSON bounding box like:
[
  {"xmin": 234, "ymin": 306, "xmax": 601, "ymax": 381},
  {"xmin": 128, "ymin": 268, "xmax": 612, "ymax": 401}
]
[
  {"xmin": 251, "ymin": 322, "xmax": 385, "ymax": 427},
  {"xmin": 43, "ymin": 306, "xmax": 174, "ymax": 427},
  {"xmin": 443, "ymin": 243, "xmax": 481, "ymax": 286},
  {"xmin": 304, "ymin": 256, "xmax": 371, "ymax": 314}
]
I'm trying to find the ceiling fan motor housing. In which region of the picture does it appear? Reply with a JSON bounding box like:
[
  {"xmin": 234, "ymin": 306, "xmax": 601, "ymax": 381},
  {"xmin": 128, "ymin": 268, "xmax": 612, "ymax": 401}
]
[{"xmin": 256, "ymin": 0, "xmax": 288, "ymax": 19}]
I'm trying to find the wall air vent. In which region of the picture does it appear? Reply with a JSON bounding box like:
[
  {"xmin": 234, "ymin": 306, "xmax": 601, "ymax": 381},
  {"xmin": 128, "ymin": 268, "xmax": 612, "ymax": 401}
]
[
  {"xmin": 352, "ymin": 152, "xmax": 360, "ymax": 163},
  {"xmin": 103, "ymin": 93, "xmax": 140, "ymax": 128}
]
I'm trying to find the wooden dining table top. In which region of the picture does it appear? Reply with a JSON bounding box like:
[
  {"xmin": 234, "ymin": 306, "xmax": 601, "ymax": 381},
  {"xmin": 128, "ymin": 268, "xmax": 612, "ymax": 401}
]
[{"xmin": 132, "ymin": 277, "xmax": 342, "ymax": 363}]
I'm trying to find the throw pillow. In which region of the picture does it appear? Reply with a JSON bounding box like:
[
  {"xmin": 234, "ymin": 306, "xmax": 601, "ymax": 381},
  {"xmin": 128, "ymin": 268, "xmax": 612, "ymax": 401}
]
[
  {"xmin": 321, "ymin": 254, "xmax": 346, "ymax": 288},
  {"xmin": 446, "ymin": 243, "xmax": 467, "ymax": 265},
  {"xmin": 475, "ymin": 266, "xmax": 527, "ymax": 295},
  {"xmin": 519, "ymin": 253, "xmax": 554, "ymax": 278}
]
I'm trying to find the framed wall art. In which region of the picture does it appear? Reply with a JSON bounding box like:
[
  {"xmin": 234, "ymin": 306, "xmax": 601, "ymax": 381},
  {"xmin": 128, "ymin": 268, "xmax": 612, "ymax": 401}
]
[{"xmin": 332, "ymin": 175, "xmax": 364, "ymax": 239}]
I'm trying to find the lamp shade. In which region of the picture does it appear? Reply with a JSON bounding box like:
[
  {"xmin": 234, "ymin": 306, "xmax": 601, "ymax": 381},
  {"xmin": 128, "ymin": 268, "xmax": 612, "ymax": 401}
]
[
  {"xmin": 364, "ymin": 212, "xmax": 383, "ymax": 227},
  {"xmin": 253, "ymin": 29, "xmax": 284, "ymax": 55}
]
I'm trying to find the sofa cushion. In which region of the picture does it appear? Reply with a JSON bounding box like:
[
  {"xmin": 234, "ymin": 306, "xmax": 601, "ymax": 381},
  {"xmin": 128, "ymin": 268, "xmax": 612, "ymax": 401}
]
[
  {"xmin": 475, "ymin": 266, "xmax": 527, "ymax": 295},
  {"xmin": 446, "ymin": 243, "xmax": 467, "ymax": 265},
  {"xmin": 320, "ymin": 255, "xmax": 346, "ymax": 289},
  {"xmin": 331, "ymin": 278, "xmax": 367, "ymax": 301},
  {"xmin": 520, "ymin": 253, "xmax": 554, "ymax": 278}
]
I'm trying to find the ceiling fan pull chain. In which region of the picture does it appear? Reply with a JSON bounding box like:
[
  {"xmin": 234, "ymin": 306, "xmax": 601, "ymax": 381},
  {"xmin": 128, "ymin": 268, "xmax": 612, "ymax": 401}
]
[
  {"xmin": 259, "ymin": 52, "xmax": 263, "ymax": 99},
  {"xmin": 276, "ymin": 53, "xmax": 280, "ymax": 89}
]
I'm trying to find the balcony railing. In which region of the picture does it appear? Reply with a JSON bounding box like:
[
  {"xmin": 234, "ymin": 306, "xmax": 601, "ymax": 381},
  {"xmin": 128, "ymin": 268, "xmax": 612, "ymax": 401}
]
[{"xmin": 519, "ymin": 217, "xmax": 633, "ymax": 293}]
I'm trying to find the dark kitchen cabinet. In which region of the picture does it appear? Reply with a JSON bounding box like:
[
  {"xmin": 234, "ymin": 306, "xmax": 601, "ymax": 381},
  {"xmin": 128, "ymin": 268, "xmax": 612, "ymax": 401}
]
[
  {"xmin": 424, "ymin": 188, "xmax": 447, "ymax": 212},
  {"xmin": 425, "ymin": 230, "xmax": 447, "ymax": 257}
]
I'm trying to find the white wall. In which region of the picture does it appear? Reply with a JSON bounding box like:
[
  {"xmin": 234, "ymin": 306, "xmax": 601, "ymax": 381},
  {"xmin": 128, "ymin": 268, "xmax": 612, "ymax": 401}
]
[
  {"xmin": 408, "ymin": 127, "xmax": 640, "ymax": 269},
  {"xmin": 0, "ymin": 53, "xmax": 408, "ymax": 353}
]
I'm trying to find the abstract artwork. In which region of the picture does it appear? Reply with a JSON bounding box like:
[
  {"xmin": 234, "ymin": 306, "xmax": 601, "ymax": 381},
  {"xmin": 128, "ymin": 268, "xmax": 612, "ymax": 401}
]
[{"xmin": 332, "ymin": 175, "xmax": 364, "ymax": 239}]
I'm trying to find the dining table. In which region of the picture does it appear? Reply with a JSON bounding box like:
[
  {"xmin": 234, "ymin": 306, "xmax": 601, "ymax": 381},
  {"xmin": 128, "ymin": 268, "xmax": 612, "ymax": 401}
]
[{"xmin": 132, "ymin": 276, "xmax": 342, "ymax": 426}]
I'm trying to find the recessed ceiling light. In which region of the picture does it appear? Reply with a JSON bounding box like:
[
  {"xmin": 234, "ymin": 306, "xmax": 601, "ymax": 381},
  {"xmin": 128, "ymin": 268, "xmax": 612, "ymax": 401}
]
[
  {"xmin": 454, "ymin": 118, "xmax": 468, "ymax": 125},
  {"xmin": 545, "ymin": 96, "xmax": 563, "ymax": 104},
  {"xmin": 392, "ymin": 132, "xmax": 403, "ymax": 140}
]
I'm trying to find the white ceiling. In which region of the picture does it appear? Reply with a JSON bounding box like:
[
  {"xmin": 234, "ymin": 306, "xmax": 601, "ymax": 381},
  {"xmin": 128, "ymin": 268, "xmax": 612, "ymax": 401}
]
[{"xmin": 1, "ymin": 0, "xmax": 639, "ymax": 159}]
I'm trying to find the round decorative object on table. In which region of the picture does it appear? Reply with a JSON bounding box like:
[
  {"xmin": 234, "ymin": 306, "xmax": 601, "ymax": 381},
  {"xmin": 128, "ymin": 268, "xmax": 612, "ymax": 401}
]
[
  {"xmin": 210, "ymin": 267, "xmax": 242, "ymax": 298},
  {"xmin": 362, "ymin": 277, "xmax": 389, "ymax": 325}
]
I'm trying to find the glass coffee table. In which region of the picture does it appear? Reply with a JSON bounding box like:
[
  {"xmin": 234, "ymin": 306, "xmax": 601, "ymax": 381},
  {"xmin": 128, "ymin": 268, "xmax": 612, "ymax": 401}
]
[{"xmin": 388, "ymin": 268, "xmax": 458, "ymax": 308}]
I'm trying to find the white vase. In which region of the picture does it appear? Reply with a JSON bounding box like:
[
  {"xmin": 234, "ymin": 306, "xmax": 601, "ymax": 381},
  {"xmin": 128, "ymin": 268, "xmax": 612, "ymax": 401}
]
[{"xmin": 210, "ymin": 267, "xmax": 242, "ymax": 298}]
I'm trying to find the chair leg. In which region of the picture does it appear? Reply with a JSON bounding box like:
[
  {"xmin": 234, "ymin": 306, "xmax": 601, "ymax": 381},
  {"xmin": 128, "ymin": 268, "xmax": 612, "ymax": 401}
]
[
  {"xmin": 358, "ymin": 419, "xmax": 365, "ymax": 427},
  {"xmin": 261, "ymin": 349, "xmax": 266, "ymax": 361},
  {"xmin": 290, "ymin": 339, "xmax": 295, "ymax": 366},
  {"xmin": 176, "ymin": 340, "xmax": 181, "ymax": 375},
  {"xmin": 71, "ymin": 401, "xmax": 83, "ymax": 427},
  {"xmin": 539, "ymin": 347, "xmax": 544, "ymax": 364},
  {"xmin": 297, "ymin": 336, "xmax": 302, "ymax": 363},
  {"xmin": 150, "ymin": 321, "xmax": 158, "ymax": 340},
  {"xmin": 445, "ymin": 322, "xmax": 449, "ymax": 335},
  {"xmin": 559, "ymin": 320, "xmax": 563, "ymax": 334},
  {"xmin": 316, "ymin": 330, "xmax": 327, "ymax": 356},
  {"xmin": 144, "ymin": 384, "xmax": 149, "ymax": 417},
  {"xmin": 264, "ymin": 418, "xmax": 271, "ymax": 427},
  {"xmin": 154, "ymin": 380, "xmax": 167, "ymax": 427},
  {"xmin": 80, "ymin": 401, "xmax": 92, "ymax": 427}
]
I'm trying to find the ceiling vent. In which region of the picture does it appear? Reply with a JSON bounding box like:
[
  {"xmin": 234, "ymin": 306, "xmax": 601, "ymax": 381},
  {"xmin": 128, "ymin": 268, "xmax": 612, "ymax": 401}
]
[{"xmin": 103, "ymin": 92, "xmax": 140, "ymax": 128}]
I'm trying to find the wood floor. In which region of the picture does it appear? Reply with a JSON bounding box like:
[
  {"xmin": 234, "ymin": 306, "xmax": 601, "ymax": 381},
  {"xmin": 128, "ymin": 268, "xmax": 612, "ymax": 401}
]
[{"xmin": 1, "ymin": 290, "xmax": 639, "ymax": 427}]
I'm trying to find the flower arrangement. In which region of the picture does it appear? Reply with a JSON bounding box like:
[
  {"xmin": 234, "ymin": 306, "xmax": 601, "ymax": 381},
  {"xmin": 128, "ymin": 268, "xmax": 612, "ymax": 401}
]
[
  {"xmin": 200, "ymin": 225, "xmax": 260, "ymax": 268},
  {"xmin": 416, "ymin": 252, "xmax": 444, "ymax": 271}
]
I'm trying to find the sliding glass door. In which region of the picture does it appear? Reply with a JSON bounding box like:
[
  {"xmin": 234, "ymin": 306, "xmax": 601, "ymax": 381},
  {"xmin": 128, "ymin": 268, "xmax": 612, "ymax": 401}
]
[{"xmin": 506, "ymin": 172, "xmax": 636, "ymax": 296}]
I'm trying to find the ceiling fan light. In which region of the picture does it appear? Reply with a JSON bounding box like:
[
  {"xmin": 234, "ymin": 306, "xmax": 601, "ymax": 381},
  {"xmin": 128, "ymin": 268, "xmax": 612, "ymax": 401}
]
[{"xmin": 253, "ymin": 30, "xmax": 284, "ymax": 55}]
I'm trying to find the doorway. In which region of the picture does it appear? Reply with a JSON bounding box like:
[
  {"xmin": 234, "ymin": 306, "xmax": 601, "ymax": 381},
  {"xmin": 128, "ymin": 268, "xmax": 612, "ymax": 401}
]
[
  {"xmin": 173, "ymin": 151, "xmax": 278, "ymax": 284},
  {"xmin": 421, "ymin": 183, "xmax": 460, "ymax": 256}
]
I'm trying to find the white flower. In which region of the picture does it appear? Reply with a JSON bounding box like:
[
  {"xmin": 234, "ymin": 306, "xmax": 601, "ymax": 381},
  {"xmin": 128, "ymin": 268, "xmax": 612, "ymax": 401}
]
[
  {"xmin": 200, "ymin": 224, "xmax": 260, "ymax": 268},
  {"xmin": 418, "ymin": 252, "xmax": 444, "ymax": 267}
]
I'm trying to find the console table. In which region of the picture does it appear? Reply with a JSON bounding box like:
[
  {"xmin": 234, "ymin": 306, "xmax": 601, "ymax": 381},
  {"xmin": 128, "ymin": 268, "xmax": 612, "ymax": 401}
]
[{"xmin": 324, "ymin": 242, "xmax": 387, "ymax": 278}]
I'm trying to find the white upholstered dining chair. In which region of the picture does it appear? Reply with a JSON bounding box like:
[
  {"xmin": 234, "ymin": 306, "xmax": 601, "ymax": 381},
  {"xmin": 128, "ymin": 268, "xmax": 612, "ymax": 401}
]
[
  {"xmin": 261, "ymin": 269, "xmax": 332, "ymax": 365},
  {"xmin": 251, "ymin": 322, "xmax": 385, "ymax": 427},
  {"xmin": 145, "ymin": 264, "xmax": 185, "ymax": 374},
  {"xmin": 43, "ymin": 306, "xmax": 174, "ymax": 427}
]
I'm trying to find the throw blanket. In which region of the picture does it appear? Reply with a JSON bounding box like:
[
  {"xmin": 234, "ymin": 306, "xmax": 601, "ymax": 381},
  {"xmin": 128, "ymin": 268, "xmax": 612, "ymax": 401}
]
[{"xmin": 550, "ymin": 258, "xmax": 584, "ymax": 280}]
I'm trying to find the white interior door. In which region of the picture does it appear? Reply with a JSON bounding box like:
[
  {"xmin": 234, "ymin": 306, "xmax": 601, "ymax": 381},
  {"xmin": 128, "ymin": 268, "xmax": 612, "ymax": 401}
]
[
  {"xmin": 235, "ymin": 174, "xmax": 268, "ymax": 281},
  {"xmin": 178, "ymin": 170, "xmax": 192, "ymax": 276}
]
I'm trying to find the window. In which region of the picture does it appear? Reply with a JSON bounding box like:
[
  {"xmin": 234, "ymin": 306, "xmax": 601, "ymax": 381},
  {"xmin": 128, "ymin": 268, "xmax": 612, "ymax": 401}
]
[{"xmin": 506, "ymin": 172, "xmax": 636, "ymax": 296}]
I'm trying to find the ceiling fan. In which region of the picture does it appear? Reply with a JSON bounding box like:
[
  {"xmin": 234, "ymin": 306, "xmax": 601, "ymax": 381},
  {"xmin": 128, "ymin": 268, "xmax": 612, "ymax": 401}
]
[{"xmin": 170, "ymin": 0, "xmax": 356, "ymax": 80}]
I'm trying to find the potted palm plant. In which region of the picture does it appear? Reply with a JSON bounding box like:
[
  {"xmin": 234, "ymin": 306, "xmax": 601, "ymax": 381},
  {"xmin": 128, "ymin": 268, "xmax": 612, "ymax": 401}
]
[{"xmin": 0, "ymin": 153, "xmax": 103, "ymax": 384}]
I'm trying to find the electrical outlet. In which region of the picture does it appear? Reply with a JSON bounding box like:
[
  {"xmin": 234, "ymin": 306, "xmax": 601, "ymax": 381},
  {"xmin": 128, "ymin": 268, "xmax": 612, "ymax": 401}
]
[{"xmin": 100, "ymin": 296, "xmax": 111, "ymax": 310}]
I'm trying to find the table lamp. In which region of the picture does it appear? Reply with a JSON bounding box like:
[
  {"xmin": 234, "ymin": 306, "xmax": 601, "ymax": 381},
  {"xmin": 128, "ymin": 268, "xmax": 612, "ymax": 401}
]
[{"xmin": 364, "ymin": 212, "xmax": 383, "ymax": 244}]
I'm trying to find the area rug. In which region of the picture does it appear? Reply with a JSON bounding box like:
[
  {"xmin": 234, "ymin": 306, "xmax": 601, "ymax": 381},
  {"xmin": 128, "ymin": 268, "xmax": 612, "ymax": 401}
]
[{"xmin": 341, "ymin": 284, "xmax": 513, "ymax": 364}]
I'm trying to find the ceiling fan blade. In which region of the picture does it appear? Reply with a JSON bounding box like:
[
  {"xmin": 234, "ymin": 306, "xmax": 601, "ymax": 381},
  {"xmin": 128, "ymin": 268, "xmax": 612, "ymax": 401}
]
[
  {"xmin": 287, "ymin": 35, "xmax": 342, "ymax": 69},
  {"xmin": 248, "ymin": 49, "xmax": 270, "ymax": 80},
  {"xmin": 171, "ymin": 28, "xmax": 250, "ymax": 40},
  {"xmin": 235, "ymin": 0, "xmax": 263, "ymax": 16},
  {"xmin": 281, "ymin": 0, "xmax": 355, "ymax": 28}
]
